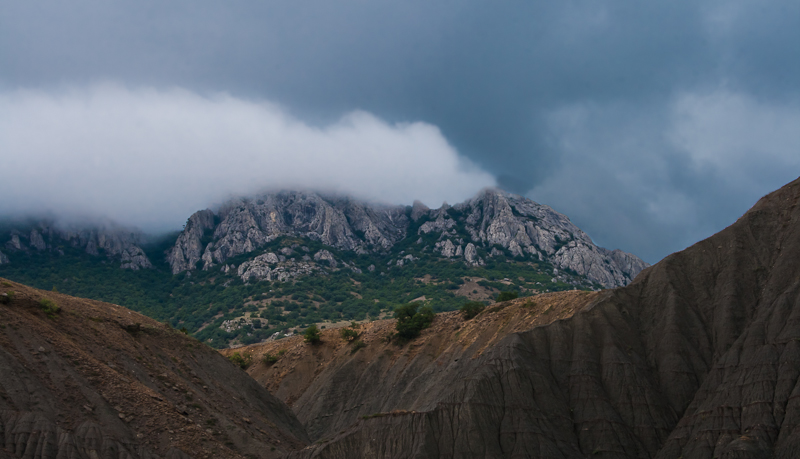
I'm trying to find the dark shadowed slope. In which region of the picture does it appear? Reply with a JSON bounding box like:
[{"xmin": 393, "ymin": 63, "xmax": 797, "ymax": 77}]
[
  {"xmin": 0, "ymin": 279, "xmax": 309, "ymax": 459},
  {"xmin": 231, "ymin": 177, "xmax": 800, "ymax": 458}
]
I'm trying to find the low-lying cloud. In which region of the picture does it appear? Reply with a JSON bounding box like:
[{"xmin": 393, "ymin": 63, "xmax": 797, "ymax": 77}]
[{"xmin": 0, "ymin": 84, "xmax": 495, "ymax": 232}]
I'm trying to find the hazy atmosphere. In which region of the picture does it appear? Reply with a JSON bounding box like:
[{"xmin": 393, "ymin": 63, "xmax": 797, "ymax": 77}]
[{"xmin": 2, "ymin": 0, "xmax": 799, "ymax": 263}]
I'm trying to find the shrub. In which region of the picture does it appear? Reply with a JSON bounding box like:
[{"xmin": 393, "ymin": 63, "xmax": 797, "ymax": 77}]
[
  {"xmin": 228, "ymin": 351, "xmax": 252, "ymax": 369},
  {"xmin": 262, "ymin": 353, "xmax": 279, "ymax": 365},
  {"xmin": 304, "ymin": 324, "xmax": 321, "ymax": 344},
  {"xmin": 351, "ymin": 339, "xmax": 366, "ymax": 354},
  {"xmin": 340, "ymin": 328, "xmax": 359, "ymax": 341},
  {"xmin": 38, "ymin": 298, "xmax": 60, "ymax": 317},
  {"xmin": 496, "ymin": 291, "xmax": 519, "ymax": 302},
  {"xmin": 460, "ymin": 301, "xmax": 485, "ymax": 320},
  {"xmin": 394, "ymin": 303, "xmax": 435, "ymax": 341}
]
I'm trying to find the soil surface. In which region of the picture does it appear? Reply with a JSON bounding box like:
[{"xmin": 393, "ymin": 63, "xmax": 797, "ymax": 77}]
[{"xmin": 0, "ymin": 279, "xmax": 308, "ymax": 459}]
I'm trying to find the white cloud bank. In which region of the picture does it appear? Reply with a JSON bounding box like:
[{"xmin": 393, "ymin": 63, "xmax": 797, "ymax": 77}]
[{"xmin": 0, "ymin": 84, "xmax": 495, "ymax": 231}]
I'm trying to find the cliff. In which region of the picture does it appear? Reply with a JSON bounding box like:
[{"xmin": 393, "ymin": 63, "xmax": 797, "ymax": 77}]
[{"xmin": 167, "ymin": 189, "xmax": 647, "ymax": 288}]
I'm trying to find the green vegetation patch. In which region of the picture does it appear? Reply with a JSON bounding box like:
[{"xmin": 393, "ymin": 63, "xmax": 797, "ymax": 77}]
[{"xmin": 394, "ymin": 302, "xmax": 434, "ymax": 341}]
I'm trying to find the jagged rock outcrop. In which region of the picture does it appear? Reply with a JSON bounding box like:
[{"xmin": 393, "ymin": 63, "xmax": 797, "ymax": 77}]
[
  {"xmin": 1, "ymin": 222, "xmax": 153, "ymax": 270},
  {"xmin": 0, "ymin": 278, "xmax": 309, "ymax": 458},
  {"xmin": 5, "ymin": 234, "xmax": 23, "ymax": 251},
  {"xmin": 181, "ymin": 192, "xmax": 409, "ymax": 272},
  {"xmin": 0, "ymin": 249, "xmax": 8, "ymax": 265},
  {"xmin": 410, "ymin": 200, "xmax": 430, "ymax": 222},
  {"xmin": 237, "ymin": 253, "xmax": 319, "ymax": 283},
  {"xmin": 313, "ymin": 249, "xmax": 337, "ymax": 267},
  {"xmin": 440, "ymin": 188, "xmax": 647, "ymax": 287},
  {"xmin": 167, "ymin": 189, "xmax": 646, "ymax": 288},
  {"xmin": 463, "ymin": 242, "xmax": 482, "ymax": 266},
  {"xmin": 165, "ymin": 209, "xmax": 216, "ymax": 274},
  {"xmin": 28, "ymin": 229, "xmax": 46, "ymax": 250},
  {"xmin": 234, "ymin": 176, "xmax": 800, "ymax": 459}
]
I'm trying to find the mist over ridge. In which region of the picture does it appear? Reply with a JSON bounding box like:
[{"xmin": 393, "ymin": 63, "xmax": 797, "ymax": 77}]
[{"xmin": 0, "ymin": 84, "xmax": 495, "ymax": 235}]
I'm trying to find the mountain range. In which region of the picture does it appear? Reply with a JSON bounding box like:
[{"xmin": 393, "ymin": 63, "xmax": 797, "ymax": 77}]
[
  {"xmin": 0, "ymin": 188, "xmax": 647, "ymax": 348},
  {"xmin": 1, "ymin": 188, "xmax": 647, "ymax": 289},
  {"xmin": 2, "ymin": 177, "xmax": 800, "ymax": 458}
]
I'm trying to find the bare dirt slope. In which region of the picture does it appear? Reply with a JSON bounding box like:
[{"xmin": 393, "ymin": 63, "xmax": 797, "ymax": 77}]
[
  {"xmin": 224, "ymin": 291, "xmax": 603, "ymax": 448},
  {"xmin": 230, "ymin": 177, "xmax": 800, "ymax": 458},
  {"xmin": 0, "ymin": 279, "xmax": 309, "ymax": 459}
]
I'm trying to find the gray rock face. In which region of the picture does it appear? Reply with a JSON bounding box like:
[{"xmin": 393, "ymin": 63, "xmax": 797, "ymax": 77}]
[
  {"xmin": 463, "ymin": 243, "xmax": 482, "ymax": 266},
  {"xmin": 434, "ymin": 239, "xmax": 458, "ymax": 257},
  {"xmin": 237, "ymin": 255, "xmax": 319, "ymax": 283},
  {"xmin": 169, "ymin": 191, "xmax": 409, "ymax": 273},
  {"xmin": 165, "ymin": 209, "xmax": 215, "ymax": 274},
  {"xmin": 6, "ymin": 234, "xmax": 23, "ymax": 251},
  {"xmin": 3, "ymin": 222, "xmax": 153, "ymax": 270},
  {"xmin": 410, "ymin": 200, "xmax": 430, "ymax": 221},
  {"xmin": 441, "ymin": 188, "xmax": 647, "ymax": 287},
  {"xmin": 313, "ymin": 249, "xmax": 337, "ymax": 267},
  {"xmin": 29, "ymin": 229, "xmax": 47, "ymax": 250},
  {"xmin": 166, "ymin": 188, "xmax": 647, "ymax": 288},
  {"xmin": 0, "ymin": 249, "xmax": 8, "ymax": 264}
]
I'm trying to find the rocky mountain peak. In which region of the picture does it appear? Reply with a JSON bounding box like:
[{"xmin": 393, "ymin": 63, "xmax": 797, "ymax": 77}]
[
  {"xmin": 165, "ymin": 188, "xmax": 647, "ymax": 288},
  {"xmin": 167, "ymin": 191, "xmax": 409, "ymax": 274}
]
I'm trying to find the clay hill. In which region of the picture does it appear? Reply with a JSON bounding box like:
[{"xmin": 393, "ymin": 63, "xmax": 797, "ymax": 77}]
[
  {"xmin": 0, "ymin": 279, "xmax": 309, "ymax": 458},
  {"xmin": 226, "ymin": 176, "xmax": 800, "ymax": 458}
]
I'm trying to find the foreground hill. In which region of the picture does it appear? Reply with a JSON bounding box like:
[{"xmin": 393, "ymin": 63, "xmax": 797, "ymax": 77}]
[
  {"xmin": 230, "ymin": 176, "xmax": 800, "ymax": 458},
  {"xmin": 0, "ymin": 279, "xmax": 308, "ymax": 458}
]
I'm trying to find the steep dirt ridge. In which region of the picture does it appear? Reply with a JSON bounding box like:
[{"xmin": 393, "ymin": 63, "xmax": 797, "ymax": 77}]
[
  {"xmin": 233, "ymin": 177, "xmax": 800, "ymax": 458},
  {"xmin": 0, "ymin": 279, "xmax": 309, "ymax": 459}
]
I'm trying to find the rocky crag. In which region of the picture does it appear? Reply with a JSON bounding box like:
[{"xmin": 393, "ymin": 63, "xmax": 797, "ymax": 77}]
[
  {"xmin": 0, "ymin": 221, "xmax": 152, "ymax": 270},
  {"xmin": 167, "ymin": 189, "xmax": 647, "ymax": 288},
  {"xmin": 230, "ymin": 177, "xmax": 800, "ymax": 458},
  {"xmin": 0, "ymin": 278, "xmax": 308, "ymax": 458}
]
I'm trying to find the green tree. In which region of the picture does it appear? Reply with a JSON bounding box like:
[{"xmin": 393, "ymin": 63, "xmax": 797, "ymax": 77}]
[
  {"xmin": 394, "ymin": 302, "xmax": 435, "ymax": 340},
  {"xmin": 496, "ymin": 291, "xmax": 519, "ymax": 302},
  {"xmin": 228, "ymin": 351, "xmax": 252, "ymax": 369},
  {"xmin": 340, "ymin": 327, "xmax": 359, "ymax": 341},
  {"xmin": 304, "ymin": 324, "xmax": 321, "ymax": 344},
  {"xmin": 460, "ymin": 301, "xmax": 485, "ymax": 320}
]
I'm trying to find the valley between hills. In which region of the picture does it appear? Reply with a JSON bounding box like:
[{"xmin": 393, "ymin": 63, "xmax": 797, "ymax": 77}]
[{"xmin": 2, "ymin": 176, "xmax": 800, "ymax": 458}]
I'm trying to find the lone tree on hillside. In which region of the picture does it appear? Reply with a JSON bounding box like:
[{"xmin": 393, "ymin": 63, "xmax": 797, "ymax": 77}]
[
  {"xmin": 304, "ymin": 324, "xmax": 321, "ymax": 344},
  {"xmin": 496, "ymin": 291, "xmax": 519, "ymax": 302},
  {"xmin": 460, "ymin": 301, "xmax": 486, "ymax": 320},
  {"xmin": 394, "ymin": 302, "xmax": 435, "ymax": 341}
]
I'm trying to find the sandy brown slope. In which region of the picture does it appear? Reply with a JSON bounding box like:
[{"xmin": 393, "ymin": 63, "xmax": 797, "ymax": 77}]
[
  {"xmin": 228, "ymin": 176, "xmax": 800, "ymax": 458},
  {"xmin": 0, "ymin": 279, "xmax": 309, "ymax": 459}
]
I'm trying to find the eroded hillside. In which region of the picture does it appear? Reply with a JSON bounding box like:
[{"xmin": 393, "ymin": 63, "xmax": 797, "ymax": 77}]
[
  {"xmin": 228, "ymin": 177, "xmax": 800, "ymax": 458},
  {"xmin": 224, "ymin": 291, "xmax": 603, "ymax": 442},
  {"xmin": 0, "ymin": 279, "xmax": 308, "ymax": 459}
]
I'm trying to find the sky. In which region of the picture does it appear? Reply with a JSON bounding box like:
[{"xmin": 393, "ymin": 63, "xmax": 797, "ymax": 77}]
[{"xmin": 1, "ymin": 1, "xmax": 799, "ymax": 263}]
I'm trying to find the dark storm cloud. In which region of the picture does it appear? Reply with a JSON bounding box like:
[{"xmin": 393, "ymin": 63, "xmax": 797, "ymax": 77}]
[{"xmin": 1, "ymin": 0, "xmax": 799, "ymax": 262}]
